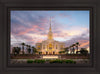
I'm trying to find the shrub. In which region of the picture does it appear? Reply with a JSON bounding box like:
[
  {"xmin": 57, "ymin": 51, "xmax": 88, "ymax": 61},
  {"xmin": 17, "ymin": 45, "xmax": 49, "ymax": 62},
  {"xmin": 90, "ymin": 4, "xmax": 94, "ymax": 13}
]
[
  {"xmin": 33, "ymin": 59, "xmax": 45, "ymax": 63},
  {"xmin": 80, "ymin": 48, "xmax": 88, "ymax": 56},
  {"xmin": 62, "ymin": 59, "xmax": 66, "ymax": 62},
  {"xmin": 65, "ymin": 59, "xmax": 76, "ymax": 64},
  {"xmin": 27, "ymin": 59, "xmax": 33, "ymax": 63}
]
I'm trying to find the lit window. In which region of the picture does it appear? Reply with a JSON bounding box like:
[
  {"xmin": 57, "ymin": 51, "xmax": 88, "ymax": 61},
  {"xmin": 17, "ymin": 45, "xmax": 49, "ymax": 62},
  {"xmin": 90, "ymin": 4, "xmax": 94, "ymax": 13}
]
[
  {"xmin": 49, "ymin": 44, "xmax": 52, "ymax": 49},
  {"xmin": 56, "ymin": 45, "xmax": 57, "ymax": 49},
  {"xmin": 43, "ymin": 45, "xmax": 45, "ymax": 49},
  {"xmin": 38, "ymin": 45, "xmax": 40, "ymax": 49},
  {"xmin": 61, "ymin": 45, "xmax": 63, "ymax": 48}
]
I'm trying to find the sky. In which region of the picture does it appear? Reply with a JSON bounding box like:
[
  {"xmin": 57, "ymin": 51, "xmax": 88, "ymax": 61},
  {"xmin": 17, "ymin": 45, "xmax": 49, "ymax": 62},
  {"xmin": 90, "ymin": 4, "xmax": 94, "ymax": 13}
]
[{"xmin": 11, "ymin": 10, "xmax": 90, "ymax": 52}]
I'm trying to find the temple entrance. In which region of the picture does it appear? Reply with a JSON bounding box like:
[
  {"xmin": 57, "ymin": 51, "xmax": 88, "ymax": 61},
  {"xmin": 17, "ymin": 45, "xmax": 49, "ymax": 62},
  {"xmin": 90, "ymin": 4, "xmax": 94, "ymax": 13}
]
[
  {"xmin": 53, "ymin": 51, "xmax": 55, "ymax": 55},
  {"xmin": 46, "ymin": 52, "xmax": 48, "ymax": 55},
  {"xmin": 45, "ymin": 52, "xmax": 55, "ymax": 55},
  {"xmin": 49, "ymin": 52, "xmax": 52, "ymax": 55},
  {"xmin": 49, "ymin": 43, "xmax": 52, "ymax": 50},
  {"xmin": 47, "ymin": 51, "xmax": 52, "ymax": 54}
]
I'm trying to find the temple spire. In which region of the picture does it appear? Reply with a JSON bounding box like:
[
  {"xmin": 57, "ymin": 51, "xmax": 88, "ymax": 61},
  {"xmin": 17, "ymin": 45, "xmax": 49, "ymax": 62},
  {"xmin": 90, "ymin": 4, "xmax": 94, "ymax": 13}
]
[
  {"xmin": 49, "ymin": 17, "xmax": 52, "ymax": 31},
  {"xmin": 48, "ymin": 17, "xmax": 53, "ymax": 40}
]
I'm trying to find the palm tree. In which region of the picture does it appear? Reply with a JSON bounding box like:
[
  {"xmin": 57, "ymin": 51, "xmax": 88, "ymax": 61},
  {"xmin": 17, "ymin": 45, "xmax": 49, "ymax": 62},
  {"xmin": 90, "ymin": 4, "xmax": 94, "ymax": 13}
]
[
  {"xmin": 12, "ymin": 47, "xmax": 16, "ymax": 55},
  {"xmin": 21, "ymin": 42, "xmax": 25, "ymax": 54},
  {"xmin": 26, "ymin": 44, "xmax": 29, "ymax": 54},
  {"xmin": 32, "ymin": 46, "xmax": 37, "ymax": 54},
  {"xmin": 75, "ymin": 42, "xmax": 80, "ymax": 54},
  {"xmin": 12, "ymin": 47, "xmax": 21, "ymax": 55},
  {"xmin": 64, "ymin": 47, "xmax": 69, "ymax": 54},
  {"xmin": 16, "ymin": 47, "xmax": 21, "ymax": 54},
  {"xmin": 72, "ymin": 44, "xmax": 75, "ymax": 54},
  {"xmin": 27, "ymin": 45, "xmax": 31, "ymax": 54},
  {"xmin": 69, "ymin": 46, "xmax": 72, "ymax": 54}
]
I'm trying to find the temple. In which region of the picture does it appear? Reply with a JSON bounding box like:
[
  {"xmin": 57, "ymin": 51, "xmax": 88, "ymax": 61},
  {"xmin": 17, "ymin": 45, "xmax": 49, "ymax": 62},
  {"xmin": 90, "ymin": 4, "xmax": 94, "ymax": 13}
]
[{"xmin": 35, "ymin": 18, "xmax": 65, "ymax": 54}]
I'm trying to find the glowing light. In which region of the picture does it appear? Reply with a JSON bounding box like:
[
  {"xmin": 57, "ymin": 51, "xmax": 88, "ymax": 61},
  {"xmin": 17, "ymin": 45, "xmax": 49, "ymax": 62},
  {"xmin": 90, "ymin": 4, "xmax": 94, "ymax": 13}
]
[
  {"xmin": 87, "ymin": 47, "xmax": 90, "ymax": 53},
  {"xmin": 42, "ymin": 55, "xmax": 59, "ymax": 59}
]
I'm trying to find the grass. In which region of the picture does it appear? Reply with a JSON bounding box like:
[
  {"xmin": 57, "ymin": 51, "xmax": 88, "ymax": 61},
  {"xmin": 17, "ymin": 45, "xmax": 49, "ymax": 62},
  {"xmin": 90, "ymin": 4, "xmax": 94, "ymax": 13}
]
[
  {"xmin": 49, "ymin": 59, "xmax": 76, "ymax": 64},
  {"xmin": 27, "ymin": 59, "xmax": 76, "ymax": 64}
]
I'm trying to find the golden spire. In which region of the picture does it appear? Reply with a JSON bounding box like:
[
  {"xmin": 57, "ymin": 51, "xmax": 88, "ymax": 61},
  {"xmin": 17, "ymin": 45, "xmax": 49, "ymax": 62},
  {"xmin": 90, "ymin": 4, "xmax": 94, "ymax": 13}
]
[
  {"xmin": 49, "ymin": 17, "xmax": 52, "ymax": 31},
  {"xmin": 48, "ymin": 17, "xmax": 53, "ymax": 40}
]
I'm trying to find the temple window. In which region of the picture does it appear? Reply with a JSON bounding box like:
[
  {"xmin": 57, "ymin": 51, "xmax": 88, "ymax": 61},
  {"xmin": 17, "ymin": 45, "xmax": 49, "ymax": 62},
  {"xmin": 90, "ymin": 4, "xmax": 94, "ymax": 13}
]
[
  {"xmin": 43, "ymin": 45, "xmax": 45, "ymax": 49},
  {"xmin": 49, "ymin": 43, "xmax": 52, "ymax": 49},
  {"xmin": 56, "ymin": 45, "xmax": 57, "ymax": 49},
  {"xmin": 38, "ymin": 45, "xmax": 40, "ymax": 49},
  {"xmin": 61, "ymin": 45, "xmax": 63, "ymax": 48}
]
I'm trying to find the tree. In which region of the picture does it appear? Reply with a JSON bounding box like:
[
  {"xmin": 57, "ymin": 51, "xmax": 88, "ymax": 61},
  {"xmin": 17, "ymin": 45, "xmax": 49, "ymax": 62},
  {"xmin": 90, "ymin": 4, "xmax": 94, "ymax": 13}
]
[
  {"xmin": 12, "ymin": 47, "xmax": 16, "ymax": 55},
  {"xmin": 16, "ymin": 47, "xmax": 21, "ymax": 54},
  {"xmin": 75, "ymin": 42, "xmax": 80, "ymax": 53},
  {"xmin": 76, "ymin": 51, "xmax": 80, "ymax": 54},
  {"xmin": 72, "ymin": 44, "xmax": 75, "ymax": 54},
  {"xmin": 12, "ymin": 47, "xmax": 21, "ymax": 55},
  {"xmin": 39, "ymin": 52, "xmax": 42, "ymax": 55},
  {"xmin": 27, "ymin": 45, "xmax": 31, "ymax": 54},
  {"xmin": 80, "ymin": 48, "xmax": 88, "ymax": 56},
  {"xmin": 21, "ymin": 43, "xmax": 25, "ymax": 54},
  {"xmin": 26, "ymin": 44, "xmax": 29, "ymax": 54},
  {"xmin": 64, "ymin": 47, "xmax": 69, "ymax": 54},
  {"xmin": 59, "ymin": 51, "xmax": 65, "ymax": 54},
  {"xmin": 69, "ymin": 46, "xmax": 72, "ymax": 54},
  {"xmin": 32, "ymin": 46, "xmax": 37, "ymax": 54}
]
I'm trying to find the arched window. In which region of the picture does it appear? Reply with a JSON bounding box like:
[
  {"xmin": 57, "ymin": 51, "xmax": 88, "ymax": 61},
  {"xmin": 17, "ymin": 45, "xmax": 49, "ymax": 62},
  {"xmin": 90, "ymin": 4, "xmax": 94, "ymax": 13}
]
[
  {"xmin": 56, "ymin": 45, "xmax": 57, "ymax": 49},
  {"xmin": 38, "ymin": 45, "xmax": 40, "ymax": 49},
  {"xmin": 49, "ymin": 43, "xmax": 52, "ymax": 49},
  {"xmin": 61, "ymin": 45, "xmax": 63, "ymax": 49},
  {"xmin": 43, "ymin": 45, "xmax": 45, "ymax": 49}
]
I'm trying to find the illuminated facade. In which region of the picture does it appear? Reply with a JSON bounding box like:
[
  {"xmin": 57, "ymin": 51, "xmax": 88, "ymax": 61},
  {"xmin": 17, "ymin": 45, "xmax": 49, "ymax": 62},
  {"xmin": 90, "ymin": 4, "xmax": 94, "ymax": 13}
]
[{"xmin": 36, "ymin": 18, "xmax": 65, "ymax": 54}]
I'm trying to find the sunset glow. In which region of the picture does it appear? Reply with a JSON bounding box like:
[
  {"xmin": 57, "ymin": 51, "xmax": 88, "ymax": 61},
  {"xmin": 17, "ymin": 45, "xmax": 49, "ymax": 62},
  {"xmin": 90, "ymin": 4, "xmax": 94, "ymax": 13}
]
[{"xmin": 11, "ymin": 11, "xmax": 89, "ymax": 51}]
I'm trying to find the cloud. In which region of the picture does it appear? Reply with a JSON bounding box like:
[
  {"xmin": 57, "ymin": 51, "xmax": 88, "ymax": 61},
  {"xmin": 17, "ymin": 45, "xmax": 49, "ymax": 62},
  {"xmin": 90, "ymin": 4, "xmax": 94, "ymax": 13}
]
[
  {"xmin": 80, "ymin": 41, "xmax": 89, "ymax": 48},
  {"xmin": 11, "ymin": 11, "xmax": 50, "ymax": 36},
  {"xmin": 65, "ymin": 32, "xmax": 89, "ymax": 50},
  {"xmin": 11, "ymin": 11, "xmax": 89, "ymax": 51}
]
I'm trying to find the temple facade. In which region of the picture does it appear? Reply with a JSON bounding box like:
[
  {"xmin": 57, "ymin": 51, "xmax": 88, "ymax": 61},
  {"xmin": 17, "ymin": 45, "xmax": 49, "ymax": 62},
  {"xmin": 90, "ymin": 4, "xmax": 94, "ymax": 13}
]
[{"xmin": 35, "ymin": 18, "xmax": 65, "ymax": 54}]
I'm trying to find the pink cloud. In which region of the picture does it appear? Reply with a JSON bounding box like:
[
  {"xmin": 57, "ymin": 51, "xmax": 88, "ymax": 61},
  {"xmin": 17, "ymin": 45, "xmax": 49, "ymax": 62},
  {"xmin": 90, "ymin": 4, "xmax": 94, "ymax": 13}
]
[{"xmin": 79, "ymin": 41, "xmax": 89, "ymax": 47}]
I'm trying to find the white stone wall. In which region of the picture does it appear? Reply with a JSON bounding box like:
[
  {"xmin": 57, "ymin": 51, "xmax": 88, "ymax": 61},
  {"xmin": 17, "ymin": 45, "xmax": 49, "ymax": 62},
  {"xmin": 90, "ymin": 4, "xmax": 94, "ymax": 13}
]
[{"xmin": 35, "ymin": 39, "xmax": 65, "ymax": 54}]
